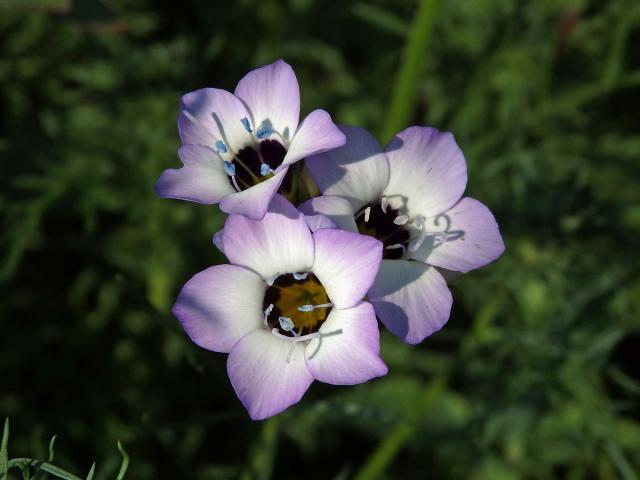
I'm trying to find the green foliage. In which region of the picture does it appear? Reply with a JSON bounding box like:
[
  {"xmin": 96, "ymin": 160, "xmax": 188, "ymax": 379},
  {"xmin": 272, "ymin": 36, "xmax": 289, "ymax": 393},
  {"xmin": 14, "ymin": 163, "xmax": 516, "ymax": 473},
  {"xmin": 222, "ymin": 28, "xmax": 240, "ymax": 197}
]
[
  {"xmin": 116, "ymin": 442, "xmax": 129, "ymax": 480},
  {"xmin": 1, "ymin": 420, "xmax": 8, "ymax": 480},
  {"xmin": 381, "ymin": 0, "xmax": 439, "ymax": 143},
  {"xmin": 0, "ymin": 419, "xmax": 128, "ymax": 479},
  {"xmin": 1, "ymin": 0, "xmax": 639, "ymax": 478}
]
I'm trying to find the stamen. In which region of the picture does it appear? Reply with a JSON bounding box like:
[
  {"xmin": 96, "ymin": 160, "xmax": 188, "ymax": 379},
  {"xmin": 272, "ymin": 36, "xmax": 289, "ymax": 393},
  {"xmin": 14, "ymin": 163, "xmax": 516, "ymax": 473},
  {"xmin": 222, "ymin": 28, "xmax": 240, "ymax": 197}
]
[
  {"xmin": 223, "ymin": 161, "xmax": 235, "ymax": 176},
  {"xmin": 223, "ymin": 161, "xmax": 241, "ymax": 191},
  {"xmin": 364, "ymin": 206, "xmax": 371, "ymax": 223},
  {"xmin": 298, "ymin": 303, "xmax": 333, "ymax": 312},
  {"xmin": 240, "ymin": 117, "xmax": 252, "ymax": 133},
  {"xmin": 393, "ymin": 215, "xmax": 409, "ymax": 225},
  {"xmin": 314, "ymin": 303, "xmax": 333, "ymax": 309},
  {"xmin": 265, "ymin": 272, "xmax": 280, "ymax": 286},
  {"xmin": 271, "ymin": 328, "xmax": 319, "ymax": 343},
  {"xmin": 278, "ymin": 316, "xmax": 295, "ymax": 332},
  {"xmin": 256, "ymin": 124, "xmax": 274, "ymax": 139},
  {"xmin": 380, "ymin": 196, "xmax": 389, "ymax": 214},
  {"xmin": 230, "ymin": 176, "xmax": 241, "ymax": 192},
  {"xmin": 414, "ymin": 214, "xmax": 426, "ymax": 229},
  {"xmin": 215, "ymin": 140, "xmax": 228, "ymax": 154},
  {"xmin": 260, "ymin": 163, "xmax": 273, "ymax": 177},
  {"xmin": 293, "ymin": 272, "xmax": 308, "ymax": 281},
  {"xmin": 263, "ymin": 304, "xmax": 274, "ymax": 326},
  {"xmin": 270, "ymin": 327, "xmax": 345, "ymax": 363}
]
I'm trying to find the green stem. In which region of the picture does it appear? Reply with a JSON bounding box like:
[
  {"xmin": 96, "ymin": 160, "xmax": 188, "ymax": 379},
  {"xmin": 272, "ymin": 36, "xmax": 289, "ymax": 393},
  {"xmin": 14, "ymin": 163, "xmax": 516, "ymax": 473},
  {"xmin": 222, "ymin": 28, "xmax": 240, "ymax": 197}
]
[
  {"xmin": 381, "ymin": 0, "xmax": 440, "ymax": 143},
  {"xmin": 353, "ymin": 380, "xmax": 444, "ymax": 480},
  {"xmin": 241, "ymin": 417, "xmax": 280, "ymax": 480}
]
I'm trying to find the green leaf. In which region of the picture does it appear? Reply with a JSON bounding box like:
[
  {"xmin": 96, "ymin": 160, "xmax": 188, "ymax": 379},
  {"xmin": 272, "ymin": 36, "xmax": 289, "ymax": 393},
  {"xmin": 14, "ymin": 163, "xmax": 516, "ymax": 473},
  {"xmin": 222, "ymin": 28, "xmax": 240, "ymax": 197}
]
[
  {"xmin": 48, "ymin": 435, "xmax": 58, "ymax": 462},
  {"xmin": 8, "ymin": 458, "xmax": 84, "ymax": 480},
  {"xmin": 605, "ymin": 441, "xmax": 639, "ymax": 480},
  {"xmin": 85, "ymin": 462, "xmax": 95, "ymax": 480},
  {"xmin": 0, "ymin": 419, "xmax": 8, "ymax": 480},
  {"xmin": 116, "ymin": 441, "xmax": 129, "ymax": 480}
]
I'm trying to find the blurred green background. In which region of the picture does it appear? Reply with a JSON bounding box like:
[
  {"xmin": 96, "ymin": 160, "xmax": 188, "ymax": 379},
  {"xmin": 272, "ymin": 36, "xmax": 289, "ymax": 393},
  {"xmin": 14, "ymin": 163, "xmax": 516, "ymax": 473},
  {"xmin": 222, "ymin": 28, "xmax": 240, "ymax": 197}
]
[{"xmin": 1, "ymin": 0, "xmax": 639, "ymax": 478}]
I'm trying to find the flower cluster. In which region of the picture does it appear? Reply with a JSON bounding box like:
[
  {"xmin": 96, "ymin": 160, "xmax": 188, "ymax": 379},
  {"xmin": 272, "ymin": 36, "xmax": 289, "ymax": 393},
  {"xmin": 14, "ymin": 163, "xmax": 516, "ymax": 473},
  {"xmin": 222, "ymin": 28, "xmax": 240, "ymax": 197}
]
[{"xmin": 155, "ymin": 60, "xmax": 505, "ymax": 420}]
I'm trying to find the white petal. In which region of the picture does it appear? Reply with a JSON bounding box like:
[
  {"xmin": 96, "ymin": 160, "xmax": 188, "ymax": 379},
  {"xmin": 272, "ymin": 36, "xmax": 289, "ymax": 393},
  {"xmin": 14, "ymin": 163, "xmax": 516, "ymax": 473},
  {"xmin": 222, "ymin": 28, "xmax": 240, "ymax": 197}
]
[
  {"xmin": 212, "ymin": 229, "xmax": 225, "ymax": 255},
  {"xmin": 234, "ymin": 59, "xmax": 300, "ymax": 143},
  {"xmin": 410, "ymin": 197, "xmax": 505, "ymax": 272},
  {"xmin": 172, "ymin": 265, "xmax": 264, "ymax": 353},
  {"xmin": 154, "ymin": 145, "xmax": 234, "ymax": 204},
  {"xmin": 298, "ymin": 196, "xmax": 358, "ymax": 233},
  {"xmin": 306, "ymin": 125, "xmax": 389, "ymax": 211},
  {"xmin": 178, "ymin": 88, "xmax": 254, "ymax": 154},
  {"xmin": 305, "ymin": 302, "xmax": 387, "ymax": 385},
  {"xmin": 280, "ymin": 109, "xmax": 346, "ymax": 168},
  {"xmin": 227, "ymin": 329, "xmax": 314, "ymax": 420},
  {"xmin": 311, "ymin": 229, "xmax": 382, "ymax": 309},
  {"xmin": 223, "ymin": 194, "xmax": 314, "ymax": 280},
  {"xmin": 368, "ymin": 260, "xmax": 452, "ymax": 344},
  {"xmin": 384, "ymin": 126, "xmax": 467, "ymax": 217},
  {"xmin": 219, "ymin": 168, "xmax": 287, "ymax": 220}
]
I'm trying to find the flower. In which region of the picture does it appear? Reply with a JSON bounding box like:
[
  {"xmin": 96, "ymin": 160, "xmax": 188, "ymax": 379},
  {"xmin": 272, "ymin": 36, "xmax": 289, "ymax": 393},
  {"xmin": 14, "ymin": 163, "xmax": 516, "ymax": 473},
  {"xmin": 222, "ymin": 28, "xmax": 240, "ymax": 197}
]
[
  {"xmin": 154, "ymin": 60, "xmax": 346, "ymax": 220},
  {"xmin": 172, "ymin": 195, "xmax": 387, "ymax": 420},
  {"xmin": 302, "ymin": 126, "xmax": 505, "ymax": 344}
]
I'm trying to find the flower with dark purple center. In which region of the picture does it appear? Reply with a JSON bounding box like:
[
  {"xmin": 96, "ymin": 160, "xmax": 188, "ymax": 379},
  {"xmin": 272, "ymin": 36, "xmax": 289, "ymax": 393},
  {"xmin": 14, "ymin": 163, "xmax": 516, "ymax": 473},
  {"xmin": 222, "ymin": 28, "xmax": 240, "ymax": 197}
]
[
  {"xmin": 172, "ymin": 195, "xmax": 387, "ymax": 420},
  {"xmin": 154, "ymin": 60, "xmax": 346, "ymax": 219},
  {"xmin": 301, "ymin": 126, "xmax": 505, "ymax": 344}
]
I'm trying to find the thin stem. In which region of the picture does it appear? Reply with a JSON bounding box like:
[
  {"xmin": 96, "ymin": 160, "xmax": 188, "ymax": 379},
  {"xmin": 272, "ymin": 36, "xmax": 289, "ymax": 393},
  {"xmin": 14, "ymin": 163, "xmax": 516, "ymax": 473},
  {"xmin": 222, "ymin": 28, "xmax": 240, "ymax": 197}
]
[
  {"xmin": 381, "ymin": 0, "xmax": 440, "ymax": 143},
  {"xmin": 353, "ymin": 379, "xmax": 444, "ymax": 480}
]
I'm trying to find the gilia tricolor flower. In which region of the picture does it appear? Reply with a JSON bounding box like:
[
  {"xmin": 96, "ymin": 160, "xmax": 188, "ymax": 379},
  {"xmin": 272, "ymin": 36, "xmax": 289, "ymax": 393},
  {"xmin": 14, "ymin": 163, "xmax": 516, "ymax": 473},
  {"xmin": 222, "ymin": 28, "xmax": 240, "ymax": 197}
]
[
  {"xmin": 302, "ymin": 126, "xmax": 505, "ymax": 344},
  {"xmin": 172, "ymin": 195, "xmax": 387, "ymax": 420},
  {"xmin": 154, "ymin": 60, "xmax": 346, "ymax": 219}
]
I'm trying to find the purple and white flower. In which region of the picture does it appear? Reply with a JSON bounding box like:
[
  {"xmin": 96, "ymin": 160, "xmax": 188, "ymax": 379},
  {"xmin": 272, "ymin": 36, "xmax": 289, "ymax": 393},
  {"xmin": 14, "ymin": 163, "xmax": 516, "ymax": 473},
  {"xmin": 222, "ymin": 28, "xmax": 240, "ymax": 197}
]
[
  {"xmin": 154, "ymin": 60, "xmax": 346, "ymax": 220},
  {"xmin": 302, "ymin": 126, "xmax": 505, "ymax": 344},
  {"xmin": 172, "ymin": 195, "xmax": 387, "ymax": 420}
]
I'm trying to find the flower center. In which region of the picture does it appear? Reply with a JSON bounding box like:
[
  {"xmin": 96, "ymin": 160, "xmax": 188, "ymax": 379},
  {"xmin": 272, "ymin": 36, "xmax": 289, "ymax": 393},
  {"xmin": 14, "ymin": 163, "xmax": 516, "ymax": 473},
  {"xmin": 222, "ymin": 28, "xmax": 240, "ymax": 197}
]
[
  {"xmin": 218, "ymin": 118, "xmax": 293, "ymax": 195},
  {"xmin": 354, "ymin": 198, "xmax": 414, "ymax": 259},
  {"xmin": 262, "ymin": 272, "xmax": 332, "ymax": 336},
  {"xmin": 222, "ymin": 139, "xmax": 293, "ymax": 193}
]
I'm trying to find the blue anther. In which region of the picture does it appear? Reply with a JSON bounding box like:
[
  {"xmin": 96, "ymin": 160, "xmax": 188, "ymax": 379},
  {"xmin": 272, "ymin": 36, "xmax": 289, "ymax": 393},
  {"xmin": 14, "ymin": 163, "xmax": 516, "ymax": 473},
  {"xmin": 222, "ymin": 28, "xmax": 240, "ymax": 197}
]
[
  {"xmin": 256, "ymin": 124, "xmax": 274, "ymax": 140},
  {"xmin": 223, "ymin": 161, "xmax": 236, "ymax": 176},
  {"xmin": 215, "ymin": 140, "xmax": 227, "ymax": 154},
  {"xmin": 241, "ymin": 117, "xmax": 252, "ymax": 133},
  {"xmin": 260, "ymin": 163, "xmax": 272, "ymax": 176},
  {"xmin": 293, "ymin": 272, "xmax": 308, "ymax": 281}
]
